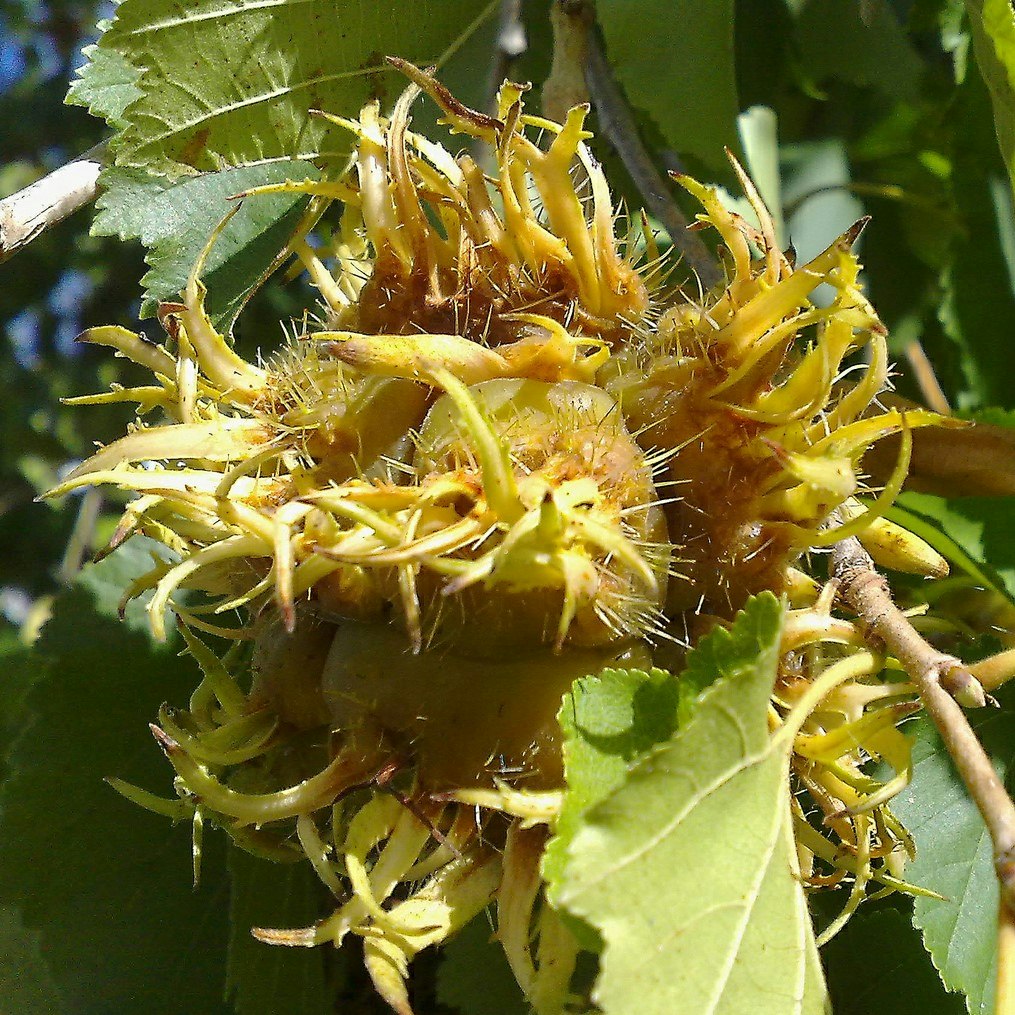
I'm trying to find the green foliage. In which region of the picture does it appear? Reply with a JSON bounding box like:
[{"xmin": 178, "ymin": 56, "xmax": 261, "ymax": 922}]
[
  {"xmin": 436, "ymin": 915, "xmax": 529, "ymax": 1015},
  {"xmin": 556, "ymin": 596, "xmax": 828, "ymax": 1015},
  {"xmin": 893, "ymin": 688, "xmax": 1015, "ymax": 1015},
  {"xmin": 66, "ymin": 34, "xmax": 142, "ymax": 127},
  {"xmin": 821, "ymin": 905, "xmax": 965, "ymax": 1015},
  {"xmin": 596, "ymin": 1, "xmax": 739, "ymax": 172},
  {"xmin": 93, "ymin": 163, "xmax": 318, "ymax": 331},
  {"xmin": 0, "ymin": 543, "xmax": 231, "ymax": 1013},
  {"xmin": 896, "ymin": 491, "xmax": 1015, "ymax": 602},
  {"xmin": 7, "ymin": 1, "xmax": 1015, "ymax": 1012},
  {"xmin": 86, "ymin": 0, "xmax": 500, "ymax": 179},
  {"xmin": 226, "ymin": 850, "xmax": 331, "ymax": 1015},
  {"xmin": 542, "ymin": 667, "xmax": 680, "ymax": 904},
  {"xmin": 965, "ymin": 0, "xmax": 1015, "ymax": 197}
]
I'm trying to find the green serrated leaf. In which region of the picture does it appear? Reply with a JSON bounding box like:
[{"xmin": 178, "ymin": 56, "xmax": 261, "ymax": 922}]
[
  {"xmin": 892, "ymin": 688, "xmax": 1015, "ymax": 1015},
  {"xmin": 795, "ymin": 0, "xmax": 924, "ymax": 102},
  {"xmin": 678, "ymin": 590, "xmax": 789, "ymax": 726},
  {"xmin": 226, "ymin": 848, "xmax": 332, "ymax": 1015},
  {"xmin": 895, "ymin": 491, "xmax": 1015, "ymax": 602},
  {"xmin": 88, "ymin": 0, "xmax": 498, "ymax": 179},
  {"xmin": 66, "ymin": 30, "xmax": 142, "ymax": 128},
  {"xmin": 0, "ymin": 545, "xmax": 231, "ymax": 1014},
  {"xmin": 436, "ymin": 914, "xmax": 529, "ymax": 1015},
  {"xmin": 542, "ymin": 666, "xmax": 679, "ymax": 904},
  {"xmin": 965, "ymin": 0, "xmax": 1015, "ymax": 197},
  {"xmin": 595, "ymin": 1, "xmax": 739, "ymax": 174},
  {"xmin": 92, "ymin": 162, "xmax": 317, "ymax": 332},
  {"xmin": 821, "ymin": 903, "xmax": 966, "ymax": 1015},
  {"xmin": 557, "ymin": 594, "xmax": 827, "ymax": 1015},
  {"xmin": 937, "ymin": 69, "xmax": 1015, "ymax": 411}
]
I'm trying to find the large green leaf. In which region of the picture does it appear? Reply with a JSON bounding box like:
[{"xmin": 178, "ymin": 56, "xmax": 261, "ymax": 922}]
[
  {"xmin": 821, "ymin": 904, "xmax": 965, "ymax": 1015},
  {"xmin": 965, "ymin": 0, "xmax": 1015, "ymax": 197},
  {"xmin": 90, "ymin": 0, "xmax": 499, "ymax": 179},
  {"xmin": 0, "ymin": 543, "xmax": 232, "ymax": 1014},
  {"xmin": 595, "ymin": 0, "xmax": 739, "ymax": 173},
  {"xmin": 936, "ymin": 69, "xmax": 1015, "ymax": 410},
  {"xmin": 557, "ymin": 594, "xmax": 828, "ymax": 1015},
  {"xmin": 226, "ymin": 849, "xmax": 332, "ymax": 1015},
  {"xmin": 892, "ymin": 688, "xmax": 1015, "ymax": 1015},
  {"xmin": 895, "ymin": 491, "xmax": 1015, "ymax": 603},
  {"xmin": 93, "ymin": 162, "xmax": 317, "ymax": 331},
  {"xmin": 542, "ymin": 666, "xmax": 680, "ymax": 904},
  {"xmin": 66, "ymin": 28, "xmax": 142, "ymax": 128}
]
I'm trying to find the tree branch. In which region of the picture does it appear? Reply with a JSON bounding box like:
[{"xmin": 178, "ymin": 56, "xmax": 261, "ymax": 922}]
[
  {"xmin": 0, "ymin": 142, "xmax": 106, "ymax": 263},
  {"xmin": 830, "ymin": 534, "xmax": 1015, "ymax": 924},
  {"xmin": 547, "ymin": 1, "xmax": 722, "ymax": 289}
]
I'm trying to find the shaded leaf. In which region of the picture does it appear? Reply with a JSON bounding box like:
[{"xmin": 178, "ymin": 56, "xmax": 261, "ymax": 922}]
[
  {"xmin": 436, "ymin": 914, "xmax": 529, "ymax": 1015},
  {"xmin": 895, "ymin": 491, "xmax": 1015, "ymax": 603},
  {"xmin": 542, "ymin": 667, "xmax": 679, "ymax": 902},
  {"xmin": 0, "ymin": 632, "xmax": 40, "ymax": 786},
  {"xmin": 821, "ymin": 903, "xmax": 966, "ymax": 1015},
  {"xmin": 0, "ymin": 543, "xmax": 231, "ymax": 1014},
  {"xmin": 0, "ymin": 905, "xmax": 64, "ymax": 1015},
  {"xmin": 937, "ymin": 69, "xmax": 1015, "ymax": 410},
  {"xmin": 965, "ymin": 0, "xmax": 1015, "ymax": 195},
  {"xmin": 93, "ymin": 162, "xmax": 317, "ymax": 331},
  {"xmin": 557, "ymin": 595, "xmax": 827, "ymax": 1015},
  {"xmin": 795, "ymin": 0, "xmax": 924, "ymax": 101},
  {"xmin": 90, "ymin": 0, "xmax": 499, "ymax": 178},
  {"xmin": 892, "ymin": 688, "xmax": 1015, "ymax": 1015},
  {"xmin": 226, "ymin": 849, "xmax": 332, "ymax": 1015},
  {"xmin": 596, "ymin": 0, "xmax": 739, "ymax": 173}
]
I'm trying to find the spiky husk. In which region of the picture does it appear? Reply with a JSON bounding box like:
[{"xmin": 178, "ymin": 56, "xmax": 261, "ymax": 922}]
[{"xmin": 54, "ymin": 63, "xmax": 954, "ymax": 1013}]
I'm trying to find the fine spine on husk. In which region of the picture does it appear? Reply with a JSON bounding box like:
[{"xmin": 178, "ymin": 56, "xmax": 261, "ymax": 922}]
[{"xmin": 51, "ymin": 60, "xmax": 957, "ymax": 1013}]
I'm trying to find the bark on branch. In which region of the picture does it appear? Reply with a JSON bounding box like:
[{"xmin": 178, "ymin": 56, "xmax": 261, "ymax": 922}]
[
  {"xmin": 546, "ymin": 0, "xmax": 722, "ymax": 289},
  {"xmin": 831, "ymin": 532, "xmax": 1015, "ymax": 994},
  {"xmin": 0, "ymin": 142, "xmax": 106, "ymax": 263}
]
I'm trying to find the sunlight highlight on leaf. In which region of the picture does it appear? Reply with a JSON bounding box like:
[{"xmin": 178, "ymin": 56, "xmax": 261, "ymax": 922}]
[
  {"xmin": 556, "ymin": 594, "xmax": 829, "ymax": 1015},
  {"xmin": 90, "ymin": 0, "xmax": 499, "ymax": 178}
]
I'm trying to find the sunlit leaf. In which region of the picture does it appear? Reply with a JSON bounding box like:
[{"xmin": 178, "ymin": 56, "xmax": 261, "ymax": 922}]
[
  {"xmin": 66, "ymin": 27, "xmax": 142, "ymax": 128},
  {"xmin": 93, "ymin": 162, "xmax": 317, "ymax": 331},
  {"xmin": 542, "ymin": 666, "xmax": 679, "ymax": 904},
  {"xmin": 557, "ymin": 595, "xmax": 827, "ymax": 1015},
  {"xmin": 89, "ymin": 0, "xmax": 499, "ymax": 179}
]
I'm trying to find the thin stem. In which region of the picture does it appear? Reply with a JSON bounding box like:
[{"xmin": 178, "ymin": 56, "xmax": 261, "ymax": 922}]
[
  {"xmin": 551, "ymin": 1, "xmax": 721, "ymax": 288},
  {"xmin": 0, "ymin": 142, "xmax": 107, "ymax": 262},
  {"xmin": 830, "ymin": 534, "xmax": 1015, "ymax": 929},
  {"xmin": 903, "ymin": 339, "xmax": 952, "ymax": 416}
]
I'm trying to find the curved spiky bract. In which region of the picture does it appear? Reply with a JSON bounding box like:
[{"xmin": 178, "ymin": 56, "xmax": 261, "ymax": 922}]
[
  {"xmin": 54, "ymin": 62, "xmax": 957, "ymax": 1015},
  {"xmin": 603, "ymin": 172, "xmax": 954, "ymax": 617}
]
